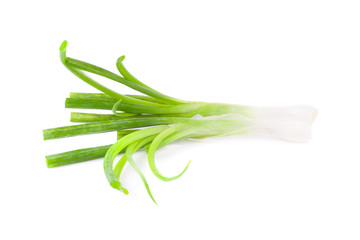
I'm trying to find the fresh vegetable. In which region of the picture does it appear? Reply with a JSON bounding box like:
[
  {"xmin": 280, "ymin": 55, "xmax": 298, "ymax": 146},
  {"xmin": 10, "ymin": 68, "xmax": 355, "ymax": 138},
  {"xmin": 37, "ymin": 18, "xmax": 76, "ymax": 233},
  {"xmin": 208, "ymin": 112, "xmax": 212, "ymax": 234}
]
[{"xmin": 43, "ymin": 40, "xmax": 317, "ymax": 203}]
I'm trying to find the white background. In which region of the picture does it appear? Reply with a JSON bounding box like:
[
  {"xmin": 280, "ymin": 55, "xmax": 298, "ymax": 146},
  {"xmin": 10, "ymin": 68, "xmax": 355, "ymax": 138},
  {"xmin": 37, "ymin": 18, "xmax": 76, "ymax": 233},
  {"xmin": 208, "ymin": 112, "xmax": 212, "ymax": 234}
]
[{"xmin": 1, "ymin": 0, "xmax": 359, "ymax": 239}]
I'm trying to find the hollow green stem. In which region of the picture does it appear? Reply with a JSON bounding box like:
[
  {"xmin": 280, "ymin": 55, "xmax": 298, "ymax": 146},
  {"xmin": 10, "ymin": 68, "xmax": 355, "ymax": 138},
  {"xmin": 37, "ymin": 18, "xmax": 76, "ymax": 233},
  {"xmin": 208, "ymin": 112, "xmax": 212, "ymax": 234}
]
[
  {"xmin": 65, "ymin": 98, "xmax": 116, "ymax": 110},
  {"xmin": 65, "ymin": 97, "xmax": 168, "ymax": 111},
  {"xmin": 69, "ymin": 92, "xmax": 113, "ymax": 99},
  {"xmin": 70, "ymin": 92, "xmax": 165, "ymax": 104},
  {"xmin": 70, "ymin": 112, "xmax": 137, "ymax": 122},
  {"xmin": 45, "ymin": 144, "xmax": 113, "ymax": 168},
  {"xmin": 114, "ymin": 101, "xmax": 206, "ymax": 115},
  {"xmin": 43, "ymin": 117, "xmax": 182, "ymax": 140}
]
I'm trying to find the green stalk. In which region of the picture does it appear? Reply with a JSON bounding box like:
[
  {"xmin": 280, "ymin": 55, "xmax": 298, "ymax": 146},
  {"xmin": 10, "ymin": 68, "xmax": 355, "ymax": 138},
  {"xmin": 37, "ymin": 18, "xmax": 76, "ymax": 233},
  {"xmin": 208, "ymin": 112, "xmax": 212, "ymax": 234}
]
[
  {"xmin": 69, "ymin": 112, "xmax": 191, "ymax": 123},
  {"xmin": 70, "ymin": 112, "xmax": 138, "ymax": 123},
  {"xmin": 65, "ymin": 97, "xmax": 171, "ymax": 111},
  {"xmin": 65, "ymin": 97, "xmax": 202, "ymax": 114},
  {"xmin": 69, "ymin": 92, "xmax": 115, "ymax": 99},
  {"xmin": 126, "ymin": 95, "xmax": 166, "ymax": 104},
  {"xmin": 65, "ymin": 98, "xmax": 116, "ymax": 110},
  {"xmin": 69, "ymin": 112, "xmax": 202, "ymax": 123},
  {"xmin": 46, "ymin": 145, "xmax": 113, "ymax": 168},
  {"xmin": 70, "ymin": 92, "xmax": 164, "ymax": 104},
  {"xmin": 113, "ymin": 101, "xmax": 206, "ymax": 115},
  {"xmin": 43, "ymin": 117, "xmax": 181, "ymax": 140}
]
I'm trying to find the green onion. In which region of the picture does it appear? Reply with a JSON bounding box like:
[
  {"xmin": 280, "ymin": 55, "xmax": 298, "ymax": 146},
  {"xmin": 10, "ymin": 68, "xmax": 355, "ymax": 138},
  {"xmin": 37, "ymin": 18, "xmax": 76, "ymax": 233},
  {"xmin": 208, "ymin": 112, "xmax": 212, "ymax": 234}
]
[{"xmin": 43, "ymin": 40, "xmax": 317, "ymax": 203}]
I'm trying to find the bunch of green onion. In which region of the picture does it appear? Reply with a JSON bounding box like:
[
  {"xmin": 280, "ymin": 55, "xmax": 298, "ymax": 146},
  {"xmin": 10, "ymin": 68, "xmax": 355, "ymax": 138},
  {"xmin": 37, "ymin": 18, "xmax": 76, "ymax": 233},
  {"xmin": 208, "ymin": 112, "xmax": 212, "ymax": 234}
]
[{"xmin": 43, "ymin": 41, "xmax": 317, "ymax": 204}]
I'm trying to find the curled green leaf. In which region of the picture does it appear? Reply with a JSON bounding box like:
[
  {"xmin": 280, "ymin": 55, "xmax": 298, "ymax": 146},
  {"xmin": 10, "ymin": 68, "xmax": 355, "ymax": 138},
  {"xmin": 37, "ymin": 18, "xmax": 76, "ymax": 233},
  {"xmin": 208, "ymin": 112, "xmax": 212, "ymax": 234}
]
[{"xmin": 147, "ymin": 125, "xmax": 191, "ymax": 181}]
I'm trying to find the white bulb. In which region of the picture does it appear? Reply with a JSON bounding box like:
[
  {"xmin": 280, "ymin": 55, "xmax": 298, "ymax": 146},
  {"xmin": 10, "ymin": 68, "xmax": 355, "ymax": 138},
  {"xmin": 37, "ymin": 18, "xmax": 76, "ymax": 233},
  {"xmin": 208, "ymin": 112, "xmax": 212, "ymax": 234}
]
[
  {"xmin": 251, "ymin": 105, "xmax": 318, "ymax": 122},
  {"xmin": 250, "ymin": 118, "xmax": 313, "ymax": 142}
]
